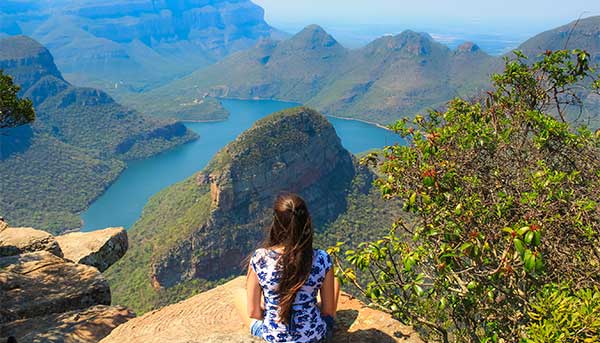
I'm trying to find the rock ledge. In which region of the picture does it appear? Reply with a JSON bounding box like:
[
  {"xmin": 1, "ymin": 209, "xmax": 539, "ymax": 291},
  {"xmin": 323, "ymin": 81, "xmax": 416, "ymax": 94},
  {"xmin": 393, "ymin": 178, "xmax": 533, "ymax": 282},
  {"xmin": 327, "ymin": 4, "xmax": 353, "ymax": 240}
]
[{"xmin": 101, "ymin": 277, "xmax": 422, "ymax": 343}]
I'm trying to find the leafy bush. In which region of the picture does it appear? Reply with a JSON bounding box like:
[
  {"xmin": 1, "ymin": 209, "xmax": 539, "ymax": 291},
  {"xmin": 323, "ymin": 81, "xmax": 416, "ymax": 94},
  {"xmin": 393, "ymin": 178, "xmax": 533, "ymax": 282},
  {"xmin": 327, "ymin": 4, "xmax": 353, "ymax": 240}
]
[
  {"xmin": 330, "ymin": 50, "xmax": 600, "ymax": 342},
  {"xmin": 525, "ymin": 284, "xmax": 600, "ymax": 342},
  {"xmin": 0, "ymin": 69, "xmax": 35, "ymax": 129}
]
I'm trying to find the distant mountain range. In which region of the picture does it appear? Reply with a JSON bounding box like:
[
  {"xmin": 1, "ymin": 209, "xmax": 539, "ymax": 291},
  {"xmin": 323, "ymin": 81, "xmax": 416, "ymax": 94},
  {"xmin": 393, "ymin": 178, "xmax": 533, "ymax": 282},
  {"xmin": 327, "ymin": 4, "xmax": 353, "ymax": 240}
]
[
  {"xmin": 0, "ymin": 0, "xmax": 284, "ymax": 96},
  {"xmin": 131, "ymin": 16, "xmax": 600, "ymax": 125},
  {"xmin": 0, "ymin": 36, "xmax": 196, "ymax": 233}
]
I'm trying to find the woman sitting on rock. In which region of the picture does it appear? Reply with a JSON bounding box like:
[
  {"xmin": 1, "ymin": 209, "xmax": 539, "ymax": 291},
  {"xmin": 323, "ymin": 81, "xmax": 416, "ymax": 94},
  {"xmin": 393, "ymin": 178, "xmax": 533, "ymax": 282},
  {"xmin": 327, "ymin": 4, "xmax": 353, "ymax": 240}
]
[{"xmin": 235, "ymin": 192, "xmax": 340, "ymax": 343}]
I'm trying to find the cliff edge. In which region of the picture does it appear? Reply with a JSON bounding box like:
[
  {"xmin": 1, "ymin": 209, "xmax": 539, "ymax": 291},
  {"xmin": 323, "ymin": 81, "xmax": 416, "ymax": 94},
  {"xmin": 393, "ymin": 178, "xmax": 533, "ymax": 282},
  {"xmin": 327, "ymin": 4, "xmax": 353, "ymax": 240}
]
[
  {"xmin": 0, "ymin": 225, "xmax": 134, "ymax": 342},
  {"xmin": 101, "ymin": 276, "xmax": 423, "ymax": 343}
]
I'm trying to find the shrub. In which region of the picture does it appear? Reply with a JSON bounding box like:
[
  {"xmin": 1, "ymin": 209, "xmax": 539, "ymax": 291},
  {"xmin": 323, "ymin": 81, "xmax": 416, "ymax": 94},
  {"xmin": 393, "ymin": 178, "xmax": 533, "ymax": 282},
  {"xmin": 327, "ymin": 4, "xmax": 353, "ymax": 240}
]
[
  {"xmin": 525, "ymin": 284, "xmax": 600, "ymax": 342},
  {"xmin": 330, "ymin": 50, "xmax": 600, "ymax": 342},
  {"xmin": 0, "ymin": 69, "xmax": 35, "ymax": 129}
]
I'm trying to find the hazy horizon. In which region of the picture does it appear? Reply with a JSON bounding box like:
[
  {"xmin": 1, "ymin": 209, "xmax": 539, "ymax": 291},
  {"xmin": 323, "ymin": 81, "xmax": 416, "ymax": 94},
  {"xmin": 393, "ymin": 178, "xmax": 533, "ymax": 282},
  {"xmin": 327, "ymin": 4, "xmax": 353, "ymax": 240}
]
[
  {"xmin": 254, "ymin": 0, "xmax": 600, "ymax": 28},
  {"xmin": 254, "ymin": 0, "xmax": 600, "ymax": 52}
]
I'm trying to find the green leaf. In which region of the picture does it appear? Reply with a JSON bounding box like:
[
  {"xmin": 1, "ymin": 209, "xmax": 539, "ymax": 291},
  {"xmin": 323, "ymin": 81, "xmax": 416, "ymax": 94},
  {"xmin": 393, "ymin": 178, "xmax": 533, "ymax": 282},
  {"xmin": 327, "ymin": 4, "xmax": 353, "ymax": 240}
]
[
  {"xmin": 518, "ymin": 226, "xmax": 530, "ymax": 236},
  {"xmin": 423, "ymin": 176, "xmax": 435, "ymax": 187},
  {"xmin": 533, "ymin": 231, "xmax": 541, "ymax": 247},
  {"xmin": 525, "ymin": 231, "xmax": 535, "ymax": 245},
  {"xmin": 524, "ymin": 250, "xmax": 535, "ymax": 272},
  {"xmin": 514, "ymin": 238, "xmax": 525, "ymax": 255}
]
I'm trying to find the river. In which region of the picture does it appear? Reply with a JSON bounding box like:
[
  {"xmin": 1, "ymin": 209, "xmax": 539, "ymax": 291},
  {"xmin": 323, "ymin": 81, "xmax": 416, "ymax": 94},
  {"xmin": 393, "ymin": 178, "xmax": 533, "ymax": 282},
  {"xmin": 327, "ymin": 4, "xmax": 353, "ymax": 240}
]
[{"xmin": 81, "ymin": 99, "xmax": 401, "ymax": 231}]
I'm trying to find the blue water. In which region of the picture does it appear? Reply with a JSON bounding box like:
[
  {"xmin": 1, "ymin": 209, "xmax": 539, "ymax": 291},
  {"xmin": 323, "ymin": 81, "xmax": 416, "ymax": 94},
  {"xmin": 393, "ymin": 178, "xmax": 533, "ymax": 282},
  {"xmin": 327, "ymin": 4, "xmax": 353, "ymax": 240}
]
[{"xmin": 81, "ymin": 99, "xmax": 401, "ymax": 231}]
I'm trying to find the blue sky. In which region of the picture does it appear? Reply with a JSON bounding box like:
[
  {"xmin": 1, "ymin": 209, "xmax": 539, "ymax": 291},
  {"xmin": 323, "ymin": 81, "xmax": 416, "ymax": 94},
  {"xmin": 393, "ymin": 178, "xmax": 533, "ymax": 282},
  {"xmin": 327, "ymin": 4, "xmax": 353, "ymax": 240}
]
[{"xmin": 253, "ymin": 0, "xmax": 600, "ymax": 28}]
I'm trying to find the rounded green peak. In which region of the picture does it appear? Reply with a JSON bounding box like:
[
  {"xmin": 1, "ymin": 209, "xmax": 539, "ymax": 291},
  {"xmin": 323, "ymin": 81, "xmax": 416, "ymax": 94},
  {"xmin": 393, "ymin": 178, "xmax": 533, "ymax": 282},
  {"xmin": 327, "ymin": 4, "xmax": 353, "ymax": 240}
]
[
  {"xmin": 204, "ymin": 106, "xmax": 334, "ymax": 173},
  {"xmin": 233, "ymin": 106, "xmax": 332, "ymax": 150},
  {"xmin": 252, "ymin": 106, "xmax": 327, "ymax": 127},
  {"xmin": 0, "ymin": 35, "xmax": 49, "ymax": 61},
  {"xmin": 289, "ymin": 25, "xmax": 341, "ymax": 49},
  {"xmin": 455, "ymin": 41, "xmax": 481, "ymax": 53}
]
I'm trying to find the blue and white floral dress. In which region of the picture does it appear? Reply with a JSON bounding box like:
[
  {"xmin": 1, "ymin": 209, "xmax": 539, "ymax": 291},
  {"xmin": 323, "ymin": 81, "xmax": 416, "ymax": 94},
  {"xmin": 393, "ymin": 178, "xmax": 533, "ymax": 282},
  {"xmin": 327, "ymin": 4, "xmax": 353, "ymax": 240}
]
[{"xmin": 250, "ymin": 248, "xmax": 333, "ymax": 343}]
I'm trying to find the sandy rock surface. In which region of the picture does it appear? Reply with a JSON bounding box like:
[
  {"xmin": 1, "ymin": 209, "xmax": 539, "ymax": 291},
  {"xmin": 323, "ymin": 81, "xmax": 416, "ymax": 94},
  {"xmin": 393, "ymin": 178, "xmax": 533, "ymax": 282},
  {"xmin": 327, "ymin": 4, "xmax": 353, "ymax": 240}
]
[
  {"xmin": 0, "ymin": 305, "xmax": 134, "ymax": 343},
  {"xmin": 101, "ymin": 277, "xmax": 422, "ymax": 343},
  {"xmin": 0, "ymin": 251, "xmax": 111, "ymax": 321},
  {"xmin": 0, "ymin": 226, "xmax": 63, "ymax": 257},
  {"xmin": 56, "ymin": 227, "xmax": 128, "ymax": 272}
]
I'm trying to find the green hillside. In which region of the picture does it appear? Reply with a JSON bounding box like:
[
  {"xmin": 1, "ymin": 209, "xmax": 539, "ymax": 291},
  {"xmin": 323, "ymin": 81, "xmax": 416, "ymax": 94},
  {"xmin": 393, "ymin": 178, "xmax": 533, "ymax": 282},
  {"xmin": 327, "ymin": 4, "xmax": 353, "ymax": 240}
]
[
  {"xmin": 129, "ymin": 17, "xmax": 600, "ymax": 127},
  {"xmin": 0, "ymin": 0, "xmax": 285, "ymax": 99},
  {"xmin": 130, "ymin": 25, "xmax": 497, "ymax": 125},
  {"xmin": 0, "ymin": 36, "xmax": 196, "ymax": 233}
]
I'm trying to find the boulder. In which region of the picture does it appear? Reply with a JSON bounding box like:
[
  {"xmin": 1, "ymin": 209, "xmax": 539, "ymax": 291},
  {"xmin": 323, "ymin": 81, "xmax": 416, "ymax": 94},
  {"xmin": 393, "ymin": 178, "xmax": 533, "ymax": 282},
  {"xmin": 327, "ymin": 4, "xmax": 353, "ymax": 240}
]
[
  {"xmin": 0, "ymin": 227, "xmax": 63, "ymax": 257},
  {"xmin": 0, "ymin": 251, "xmax": 111, "ymax": 321},
  {"xmin": 0, "ymin": 305, "xmax": 135, "ymax": 343},
  {"xmin": 100, "ymin": 277, "xmax": 422, "ymax": 343},
  {"xmin": 55, "ymin": 227, "xmax": 128, "ymax": 272}
]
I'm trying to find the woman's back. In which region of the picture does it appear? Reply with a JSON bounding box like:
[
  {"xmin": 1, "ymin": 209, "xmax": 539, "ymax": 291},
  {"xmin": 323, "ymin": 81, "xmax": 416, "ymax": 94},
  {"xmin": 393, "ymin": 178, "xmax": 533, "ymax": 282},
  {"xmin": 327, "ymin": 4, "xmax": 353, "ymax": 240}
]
[{"xmin": 250, "ymin": 247, "xmax": 332, "ymax": 343}]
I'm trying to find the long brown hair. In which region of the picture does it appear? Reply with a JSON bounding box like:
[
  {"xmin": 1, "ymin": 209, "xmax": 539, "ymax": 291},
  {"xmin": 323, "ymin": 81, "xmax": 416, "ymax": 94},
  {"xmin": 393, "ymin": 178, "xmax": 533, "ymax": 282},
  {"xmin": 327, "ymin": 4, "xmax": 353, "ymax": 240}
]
[{"xmin": 265, "ymin": 192, "xmax": 313, "ymax": 325}]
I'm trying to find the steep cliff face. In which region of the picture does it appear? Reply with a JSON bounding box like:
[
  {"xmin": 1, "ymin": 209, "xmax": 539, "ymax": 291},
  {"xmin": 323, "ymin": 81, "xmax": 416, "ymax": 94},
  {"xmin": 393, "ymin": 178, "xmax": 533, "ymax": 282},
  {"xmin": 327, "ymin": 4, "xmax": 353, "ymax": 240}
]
[
  {"xmin": 0, "ymin": 36, "xmax": 196, "ymax": 233},
  {"xmin": 151, "ymin": 108, "xmax": 360, "ymax": 287},
  {"xmin": 0, "ymin": 0, "xmax": 283, "ymax": 95},
  {"xmin": 106, "ymin": 107, "xmax": 374, "ymax": 313}
]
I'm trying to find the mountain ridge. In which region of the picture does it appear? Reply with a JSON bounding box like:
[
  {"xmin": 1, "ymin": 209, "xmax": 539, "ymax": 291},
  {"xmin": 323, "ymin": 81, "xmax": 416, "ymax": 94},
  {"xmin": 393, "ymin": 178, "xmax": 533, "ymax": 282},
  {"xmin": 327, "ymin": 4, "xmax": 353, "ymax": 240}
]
[
  {"xmin": 133, "ymin": 24, "xmax": 496, "ymax": 124},
  {"xmin": 0, "ymin": 0, "xmax": 285, "ymax": 97},
  {"xmin": 129, "ymin": 16, "xmax": 600, "ymax": 126},
  {"xmin": 0, "ymin": 35, "xmax": 196, "ymax": 233}
]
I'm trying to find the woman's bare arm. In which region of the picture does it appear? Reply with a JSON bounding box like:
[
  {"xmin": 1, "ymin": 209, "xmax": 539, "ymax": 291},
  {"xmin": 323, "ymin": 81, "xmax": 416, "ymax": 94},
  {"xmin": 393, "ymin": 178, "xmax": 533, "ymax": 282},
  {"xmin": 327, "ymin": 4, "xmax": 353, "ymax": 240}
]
[
  {"xmin": 319, "ymin": 267, "xmax": 339, "ymax": 318},
  {"xmin": 246, "ymin": 267, "xmax": 264, "ymax": 320}
]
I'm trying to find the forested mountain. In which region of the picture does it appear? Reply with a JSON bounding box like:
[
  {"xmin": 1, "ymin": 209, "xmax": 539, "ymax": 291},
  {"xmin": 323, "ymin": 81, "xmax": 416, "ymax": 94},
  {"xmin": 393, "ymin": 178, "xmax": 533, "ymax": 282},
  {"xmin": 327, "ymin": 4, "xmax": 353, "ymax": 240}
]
[
  {"xmin": 0, "ymin": 0, "xmax": 284, "ymax": 96},
  {"xmin": 132, "ymin": 25, "xmax": 498, "ymax": 124},
  {"xmin": 515, "ymin": 16, "xmax": 600, "ymax": 125},
  {"xmin": 133, "ymin": 17, "xmax": 600, "ymax": 126},
  {"xmin": 0, "ymin": 36, "xmax": 196, "ymax": 233}
]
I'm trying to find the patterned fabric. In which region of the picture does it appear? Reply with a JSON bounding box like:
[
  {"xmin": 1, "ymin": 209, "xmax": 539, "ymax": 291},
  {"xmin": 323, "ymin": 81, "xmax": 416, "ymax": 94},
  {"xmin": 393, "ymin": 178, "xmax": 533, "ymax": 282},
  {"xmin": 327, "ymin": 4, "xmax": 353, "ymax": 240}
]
[{"xmin": 250, "ymin": 248, "xmax": 333, "ymax": 343}]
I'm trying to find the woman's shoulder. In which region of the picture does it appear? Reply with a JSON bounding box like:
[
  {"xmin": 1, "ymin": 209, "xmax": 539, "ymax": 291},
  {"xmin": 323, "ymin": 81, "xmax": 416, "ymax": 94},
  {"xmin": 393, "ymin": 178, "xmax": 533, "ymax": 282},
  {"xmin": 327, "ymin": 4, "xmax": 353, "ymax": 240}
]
[
  {"xmin": 252, "ymin": 248, "xmax": 269, "ymax": 259},
  {"xmin": 313, "ymin": 249, "xmax": 333, "ymax": 266}
]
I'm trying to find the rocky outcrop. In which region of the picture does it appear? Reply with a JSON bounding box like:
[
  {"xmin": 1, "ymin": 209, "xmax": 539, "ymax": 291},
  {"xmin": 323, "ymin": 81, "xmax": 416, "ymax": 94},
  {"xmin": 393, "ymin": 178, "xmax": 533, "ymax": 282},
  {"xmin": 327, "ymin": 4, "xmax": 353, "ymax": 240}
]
[
  {"xmin": 101, "ymin": 276, "xmax": 422, "ymax": 343},
  {"xmin": 149, "ymin": 107, "xmax": 367, "ymax": 288},
  {"xmin": 1, "ymin": 305, "xmax": 134, "ymax": 343},
  {"xmin": 55, "ymin": 227, "xmax": 128, "ymax": 272},
  {"xmin": 0, "ymin": 227, "xmax": 63, "ymax": 257},
  {"xmin": 0, "ymin": 224, "xmax": 134, "ymax": 343},
  {"xmin": 0, "ymin": 35, "xmax": 64, "ymax": 92},
  {"xmin": 0, "ymin": 251, "xmax": 111, "ymax": 320}
]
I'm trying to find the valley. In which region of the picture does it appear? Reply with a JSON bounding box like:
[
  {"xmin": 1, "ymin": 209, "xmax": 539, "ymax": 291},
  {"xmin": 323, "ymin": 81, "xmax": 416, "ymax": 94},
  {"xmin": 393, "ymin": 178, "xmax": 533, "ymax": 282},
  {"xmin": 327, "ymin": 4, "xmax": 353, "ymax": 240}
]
[
  {"xmin": 81, "ymin": 99, "xmax": 401, "ymax": 231},
  {"xmin": 0, "ymin": 1, "xmax": 599, "ymax": 342},
  {"xmin": 0, "ymin": 36, "xmax": 197, "ymax": 234}
]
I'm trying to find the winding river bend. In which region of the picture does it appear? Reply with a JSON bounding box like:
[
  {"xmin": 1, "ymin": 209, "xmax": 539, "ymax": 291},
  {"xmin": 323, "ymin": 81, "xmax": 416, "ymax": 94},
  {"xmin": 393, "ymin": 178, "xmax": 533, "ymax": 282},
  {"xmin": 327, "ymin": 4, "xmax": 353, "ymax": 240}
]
[{"xmin": 81, "ymin": 99, "xmax": 401, "ymax": 231}]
